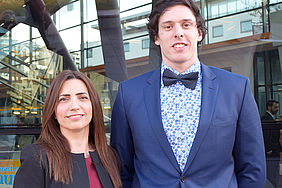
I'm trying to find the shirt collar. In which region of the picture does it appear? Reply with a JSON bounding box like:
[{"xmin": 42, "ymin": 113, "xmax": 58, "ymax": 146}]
[
  {"xmin": 266, "ymin": 111, "xmax": 275, "ymax": 119},
  {"xmin": 161, "ymin": 59, "xmax": 201, "ymax": 76}
]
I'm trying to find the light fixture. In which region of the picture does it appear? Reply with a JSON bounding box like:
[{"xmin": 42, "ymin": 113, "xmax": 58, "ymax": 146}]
[{"xmin": 13, "ymin": 111, "xmax": 21, "ymax": 115}]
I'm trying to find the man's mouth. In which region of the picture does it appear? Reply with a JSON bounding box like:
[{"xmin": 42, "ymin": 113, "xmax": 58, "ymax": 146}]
[{"xmin": 172, "ymin": 43, "xmax": 187, "ymax": 48}]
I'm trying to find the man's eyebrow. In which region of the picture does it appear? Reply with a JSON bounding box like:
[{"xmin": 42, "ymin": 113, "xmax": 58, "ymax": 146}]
[
  {"xmin": 182, "ymin": 19, "xmax": 195, "ymax": 22},
  {"xmin": 160, "ymin": 19, "xmax": 195, "ymax": 24},
  {"xmin": 160, "ymin": 20, "xmax": 173, "ymax": 25}
]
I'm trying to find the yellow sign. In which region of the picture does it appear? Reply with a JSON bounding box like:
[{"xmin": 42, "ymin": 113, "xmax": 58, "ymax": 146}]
[{"xmin": 0, "ymin": 159, "xmax": 20, "ymax": 187}]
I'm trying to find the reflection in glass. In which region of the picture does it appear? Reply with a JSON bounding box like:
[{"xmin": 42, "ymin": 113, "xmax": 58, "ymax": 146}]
[
  {"xmin": 84, "ymin": 20, "xmax": 101, "ymax": 49},
  {"xmin": 60, "ymin": 26, "xmax": 81, "ymax": 52},
  {"xmin": 84, "ymin": 46, "xmax": 104, "ymax": 67},
  {"xmin": 83, "ymin": 0, "xmax": 98, "ymax": 22},
  {"xmin": 119, "ymin": 0, "xmax": 151, "ymax": 12},
  {"xmin": 0, "ymin": 38, "xmax": 63, "ymax": 127},
  {"xmin": 208, "ymin": 10, "xmax": 262, "ymax": 44},
  {"xmin": 56, "ymin": 1, "xmax": 81, "ymax": 30},
  {"xmin": 208, "ymin": 0, "xmax": 263, "ymax": 19},
  {"xmin": 0, "ymin": 134, "xmax": 39, "ymax": 186}
]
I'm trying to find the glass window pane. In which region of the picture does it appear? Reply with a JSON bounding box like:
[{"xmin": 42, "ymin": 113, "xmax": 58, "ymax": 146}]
[
  {"xmin": 70, "ymin": 51, "xmax": 81, "ymax": 69},
  {"xmin": 237, "ymin": 0, "xmax": 246, "ymax": 11},
  {"xmin": 210, "ymin": 3, "xmax": 219, "ymax": 18},
  {"xmin": 31, "ymin": 27, "xmax": 41, "ymax": 39},
  {"xmin": 84, "ymin": 46, "xmax": 104, "ymax": 67},
  {"xmin": 219, "ymin": 2, "xmax": 227, "ymax": 16},
  {"xmin": 84, "ymin": 21, "xmax": 101, "ymax": 49},
  {"xmin": 119, "ymin": 0, "xmax": 151, "ymax": 12},
  {"xmin": 60, "ymin": 26, "xmax": 81, "ymax": 51},
  {"xmin": 142, "ymin": 39, "xmax": 150, "ymax": 49},
  {"xmin": 12, "ymin": 24, "xmax": 30, "ymax": 43},
  {"xmin": 120, "ymin": 3, "xmax": 151, "ymax": 20},
  {"xmin": 0, "ymin": 134, "xmax": 39, "ymax": 186},
  {"xmin": 227, "ymin": 0, "xmax": 237, "ymax": 14},
  {"xmin": 241, "ymin": 20, "xmax": 252, "ymax": 33},
  {"xmin": 124, "ymin": 36, "xmax": 150, "ymax": 60},
  {"xmin": 83, "ymin": 0, "xmax": 98, "ymax": 22},
  {"xmin": 270, "ymin": 0, "xmax": 282, "ymax": 3},
  {"xmin": 212, "ymin": 25, "xmax": 223, "ymax": 38},
  {"xmin": 255, "ymin": 55, "xmax": 265, "ymax": 86},
  {"xmin": 124, "ymin": 42, "xmax": 130, "ymax": 52},
  {"xmin": 207, "ymin": 10, "xmax": 262, "ymax": 44},
  {"xmin": 56, "ymin": 1, "xmax": 80, "ymax": 30}
]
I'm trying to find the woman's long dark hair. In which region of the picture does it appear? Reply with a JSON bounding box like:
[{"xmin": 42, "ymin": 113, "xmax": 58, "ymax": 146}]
[{"xmin": 37, "ymin": 70, "xmax": 122, "ymax": 187}]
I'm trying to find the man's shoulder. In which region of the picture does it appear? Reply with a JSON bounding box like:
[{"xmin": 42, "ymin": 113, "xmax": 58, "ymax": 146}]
[
  {"xmin": 203, "ymin": 64, "xmax": 248, "ymax": 83},
  {"xmin": 261, "ymin": 112, "xmax": 274, "ymax": 121},
  {"xmin": 206, "ymin": 65, "xmax": 246, "ymax": 79}
]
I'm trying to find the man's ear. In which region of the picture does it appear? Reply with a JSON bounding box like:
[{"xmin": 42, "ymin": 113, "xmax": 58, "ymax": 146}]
[
  {"xmin": 197, "ymin": 29, "xmax": 203, "ymax": 42},
  {"xmin": 154, "ymin": 35, "xmax": 160, "ymax": 45}
]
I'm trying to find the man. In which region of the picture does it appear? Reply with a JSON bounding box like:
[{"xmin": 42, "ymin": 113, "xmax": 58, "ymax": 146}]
[
  {"xmin": 111, "ymin": 0, "xmax": 266, "ymax": 187},
  {"xmin": 261, "ymin": 100, "xmax": 280, "ymax": 187}
]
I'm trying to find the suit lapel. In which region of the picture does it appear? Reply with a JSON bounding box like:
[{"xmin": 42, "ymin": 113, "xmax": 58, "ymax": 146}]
[
  {"xmin": 143, "ymin": 68, "xmax": 181, "ymax": 173},
  {"xmin": 183, "ymin": 64, "xmax": 219, "ymax": 173}
]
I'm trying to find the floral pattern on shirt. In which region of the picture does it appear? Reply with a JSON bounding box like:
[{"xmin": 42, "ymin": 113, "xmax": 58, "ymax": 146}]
[{"xmin": 160, "ymin": 60, "xmax": 202, "ymax": 172}]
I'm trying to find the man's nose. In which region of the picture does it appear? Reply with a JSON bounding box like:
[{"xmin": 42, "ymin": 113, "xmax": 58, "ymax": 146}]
[{"xmin": 174, "ymin": 25, "xmax": 184, "ymax": 38}]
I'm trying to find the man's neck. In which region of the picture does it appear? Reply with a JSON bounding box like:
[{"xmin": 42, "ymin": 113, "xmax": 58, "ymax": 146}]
[{"xmin": 163, "ymin": 59, "xmax": 198, "ymax": 73}]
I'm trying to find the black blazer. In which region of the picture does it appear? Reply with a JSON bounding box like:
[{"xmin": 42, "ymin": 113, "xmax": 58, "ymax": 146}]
[
  {"xmin": 13, "ymin": 144, "xmax": 114, "ymax": 188},
  {"xmin": 261, "ymin": 112, "xmax": 281, "ymax": 157}
]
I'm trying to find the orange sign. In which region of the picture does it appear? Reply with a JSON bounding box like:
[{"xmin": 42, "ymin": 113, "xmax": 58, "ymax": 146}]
[{"xmin": 0, "ymin": 159, "xmax": 20, "ymax": 187}]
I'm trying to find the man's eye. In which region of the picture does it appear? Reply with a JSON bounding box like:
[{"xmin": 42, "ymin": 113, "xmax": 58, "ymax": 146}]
[
  {"xmin": 164, "ymin": 25, "xmax": 172, "ymax": 30},
  {"xmin": 183, "ymin": 23, "xmax": 191, "ymax": 28}
]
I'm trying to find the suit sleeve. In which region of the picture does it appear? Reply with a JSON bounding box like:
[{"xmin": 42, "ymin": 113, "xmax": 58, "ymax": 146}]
[
  {"xmin": 233, "ymin": 79, "xmax": 266, "ymax": 188},
  {"xmin": 13, "ymin": 144, "xmax": 45, "ymax": 188},
  {"xmin": 110, "ymin": 83, "xmax": 135, "ymax": 188}
]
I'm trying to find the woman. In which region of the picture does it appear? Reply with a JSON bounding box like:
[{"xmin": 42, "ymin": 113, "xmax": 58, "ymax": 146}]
[{"xmin": 13, "ymin": 70, "xmax": 122, "ymax": 188}]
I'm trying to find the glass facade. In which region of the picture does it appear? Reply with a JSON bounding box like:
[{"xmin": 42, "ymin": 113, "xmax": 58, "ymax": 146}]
[{"xmin": 0, "ymin": 0, "xmax": 281, "ymax": 187}]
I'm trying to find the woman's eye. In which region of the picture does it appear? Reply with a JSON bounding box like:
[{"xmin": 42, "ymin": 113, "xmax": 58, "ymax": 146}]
[
  {"xmin": 80, "ymin": 96, "xmax": 89, "ymax": 100},
  {"xmin": 59, "ymin": 98, "xmax": 67, "ymax": 102}
]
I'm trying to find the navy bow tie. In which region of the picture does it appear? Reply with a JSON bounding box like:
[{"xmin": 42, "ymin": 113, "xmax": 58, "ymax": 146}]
[{"xmin": 162, "ymin": 69, "xmax": 199, "ymax": 90}]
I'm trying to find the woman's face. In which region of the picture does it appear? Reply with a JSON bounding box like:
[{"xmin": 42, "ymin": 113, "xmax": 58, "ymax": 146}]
[{"xmin": 55, "ymin": 79, "xmax": 92, "ymax": 134}]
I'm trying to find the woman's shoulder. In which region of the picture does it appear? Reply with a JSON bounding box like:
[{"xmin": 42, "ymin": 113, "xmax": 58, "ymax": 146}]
[
  {"xmin": 21, "ymin": 143, "xmax": 39, "ymax": 152},
  {"xmin": 21, "ymin": 144, "xmax": 43, "ymax": 158},
  {"xmin": 20, "ymin": 143, "xmax": 48, "ymax": 165},
  {"xmin": 14, "ymin": 145, "xmax": 47, "ymax": 187}
]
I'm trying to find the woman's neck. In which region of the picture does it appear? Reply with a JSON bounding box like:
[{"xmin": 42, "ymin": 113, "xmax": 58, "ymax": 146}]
[{"xmin": 61, "ymin": 128, "xmax": 94, "ymax": 157}]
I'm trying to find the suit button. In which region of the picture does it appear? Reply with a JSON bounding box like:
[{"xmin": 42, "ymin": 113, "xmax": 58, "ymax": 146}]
[{"xmin": 181, "ymin": 176, "xmax": 186, "ymax": 182}]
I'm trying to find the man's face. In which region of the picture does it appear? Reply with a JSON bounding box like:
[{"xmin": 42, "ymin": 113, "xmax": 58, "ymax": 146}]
[
  {"xmin": 270, "ymin": 102, "xmax": 279, "ymax": 115},
  {"xmin": 155, "ymin": 5, "xmax": 202, "ymax": 71}
]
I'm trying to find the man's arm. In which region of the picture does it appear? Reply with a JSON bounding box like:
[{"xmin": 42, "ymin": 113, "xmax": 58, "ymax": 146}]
[
  {"xmin": 233, "ymin": 79, "xmax": 266, "ymax": 188},
  {"xmin": 110, "ymin": 83, "xmax": 135, "ymax": 188}
]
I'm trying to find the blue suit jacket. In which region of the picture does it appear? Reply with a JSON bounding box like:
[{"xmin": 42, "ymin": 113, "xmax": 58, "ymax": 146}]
[{"xmin": 111, "ymin": 63, "xmax": 266, "ymax": 188}]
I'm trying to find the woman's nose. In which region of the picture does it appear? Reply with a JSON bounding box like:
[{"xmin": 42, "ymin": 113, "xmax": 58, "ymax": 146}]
[{"xmin": 70, "ymin": 99, "xmax": 80, "ymax": 110}]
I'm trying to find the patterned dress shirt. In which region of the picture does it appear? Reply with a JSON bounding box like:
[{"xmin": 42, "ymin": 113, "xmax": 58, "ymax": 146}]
[{"xmin": 160, "ymin": 60, "xmax": 202, "ymax": 172}]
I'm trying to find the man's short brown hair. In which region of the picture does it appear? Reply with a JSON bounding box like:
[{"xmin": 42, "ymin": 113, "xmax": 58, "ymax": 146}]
[{"xmin": 147, "ymin": 0, "xmax": 207, "ymax": 45}]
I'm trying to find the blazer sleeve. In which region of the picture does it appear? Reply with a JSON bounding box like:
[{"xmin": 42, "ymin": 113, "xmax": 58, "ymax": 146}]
[
  {"xmin": 110, "ymin": 83, "xmax": 134, "ymax": 188},
  {"xmin": 233, "ymin": 79, "xmax": 266, "ymax": 188},
  {"xmin": 13, "ymin": 144, "xmax": 45, "ymax": 188}
]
